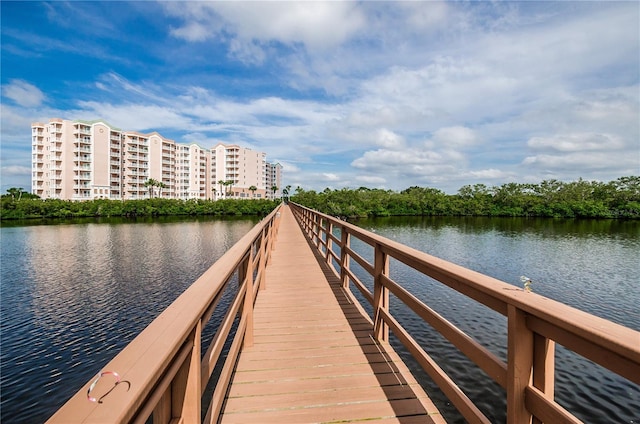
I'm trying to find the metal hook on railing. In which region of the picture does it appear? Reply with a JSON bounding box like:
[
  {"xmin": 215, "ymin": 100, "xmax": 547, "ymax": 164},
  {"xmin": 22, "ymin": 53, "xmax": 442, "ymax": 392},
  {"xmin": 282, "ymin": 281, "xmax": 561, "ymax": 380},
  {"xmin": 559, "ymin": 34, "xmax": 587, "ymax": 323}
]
[{"xmin": 87, "ymin": 371, "xmax": 130, "ymax": 403}]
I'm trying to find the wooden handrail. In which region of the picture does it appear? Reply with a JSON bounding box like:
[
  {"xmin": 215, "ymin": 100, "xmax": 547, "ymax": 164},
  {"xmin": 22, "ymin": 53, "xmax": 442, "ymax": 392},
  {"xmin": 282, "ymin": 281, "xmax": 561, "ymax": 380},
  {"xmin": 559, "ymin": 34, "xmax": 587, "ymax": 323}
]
[
  {"xmin": 289, "ymin": 202, "xmax": 640, "ymax": 424},
  {"xmin": 47, "ymin": 204, "xmax": 282, "ymax": 424}
]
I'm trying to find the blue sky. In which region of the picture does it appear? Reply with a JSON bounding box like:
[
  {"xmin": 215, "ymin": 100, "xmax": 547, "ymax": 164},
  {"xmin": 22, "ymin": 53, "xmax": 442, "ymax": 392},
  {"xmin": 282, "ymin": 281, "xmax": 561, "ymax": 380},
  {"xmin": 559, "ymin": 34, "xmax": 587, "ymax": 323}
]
[{"xmin": 2, "ymin": 1, "xmax": 638, "ymax": 194}]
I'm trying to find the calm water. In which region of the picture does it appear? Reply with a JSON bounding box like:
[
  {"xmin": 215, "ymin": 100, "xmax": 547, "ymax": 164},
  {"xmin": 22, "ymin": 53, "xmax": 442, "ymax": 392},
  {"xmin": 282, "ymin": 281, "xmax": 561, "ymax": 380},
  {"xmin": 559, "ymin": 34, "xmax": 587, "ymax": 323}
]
[
  {"xmin": 350, "ymin": 216, "xmax": 640, "ymax": 423},
  {"xmin": 1, "ymin": 216, "xmax": 639, "ymax": 422},
  {"xmin": 0, "ymin": 216, "xmax": 259, "ymax": 423}
]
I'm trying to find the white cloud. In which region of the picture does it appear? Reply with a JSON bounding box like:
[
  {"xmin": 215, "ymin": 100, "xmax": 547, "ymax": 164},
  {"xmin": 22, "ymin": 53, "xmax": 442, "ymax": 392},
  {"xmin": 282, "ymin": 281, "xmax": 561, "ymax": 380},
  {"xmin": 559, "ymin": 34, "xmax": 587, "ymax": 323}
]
[
  {"xmin": 278, "ymin": 161, "xmax": 301, "ymax": 175},
  {"xmin": 522, "ymin": 151, "xmax": 630, "ymax": 171},
  {"xmin": 400, "ymin": 1, "xmax": 450, "ymax": 31},
  {"xmin": 374, "ymin": 129, "xmax": 405, "ymax": 149},
  {"xmin": 2, "ymin": 165, "xmax": 31, "ymax": 176},
  {"xmin": 170, "ymin": 22, "xmax": 212, "ymax": 42},
  {"xmin": 527, "ymin": 133, "xmax": 624, "ymax": 152},
  {"xmin": 2, "ymin": 80, "xmax": 45, "ymax": 107},
  {"xmin": 356, "ymin": 175, "xmax": 387, "ymax": 185},
  {"xmin": 521, "ymin": 130, "xmax": 638, "ymax": 176},
  {"xmin": 228, "ymin": 38, "xmax": 267, "ymax": 65},
  {"xmin": 322, "ymin": 173, "xmax": 341, "ymax": 182},
  {"xmin": 467, "ymin": 169, "xmax": 511, "ymax": 180},
  {"xmin": 432, "ymin": 126, "xmax": 478, "ymax": 148},
  {"xmin": 352, "ymin": 149, "xmax": 441, "ymax": 170},
  {"xmin": 165, "ymin": 1, "xmax": 366, "ymax": 55},
  {"xmin": 76, "ymin": 101, "xmax": 192, "ymax": 132}
]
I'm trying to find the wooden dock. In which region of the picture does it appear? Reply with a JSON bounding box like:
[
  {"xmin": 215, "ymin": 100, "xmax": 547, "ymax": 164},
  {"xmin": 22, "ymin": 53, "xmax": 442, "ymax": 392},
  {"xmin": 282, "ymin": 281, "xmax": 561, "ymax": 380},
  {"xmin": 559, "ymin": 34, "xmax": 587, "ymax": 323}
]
[
  {"xmin": 47, "ymin": 203, "xmax": 639, "ymax": 424},
  {"xmin": 219, "ymin": 206, "xmax": 445, "ymax": 423}
]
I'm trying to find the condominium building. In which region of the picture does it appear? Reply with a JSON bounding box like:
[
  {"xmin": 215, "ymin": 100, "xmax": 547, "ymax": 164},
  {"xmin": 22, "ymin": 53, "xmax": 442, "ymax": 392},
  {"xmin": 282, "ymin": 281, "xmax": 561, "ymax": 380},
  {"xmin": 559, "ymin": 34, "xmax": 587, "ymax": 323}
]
[
  {"xmin": 211, "ymin": 143, "xmax": 268, "ymax": 200},
  {"xmin": 31, "ymin": 119, "xmax": 282, "ymax": 201},
  {"xmin": 266, "ymin": 162, "xmax": 283, "ymax": 199}
]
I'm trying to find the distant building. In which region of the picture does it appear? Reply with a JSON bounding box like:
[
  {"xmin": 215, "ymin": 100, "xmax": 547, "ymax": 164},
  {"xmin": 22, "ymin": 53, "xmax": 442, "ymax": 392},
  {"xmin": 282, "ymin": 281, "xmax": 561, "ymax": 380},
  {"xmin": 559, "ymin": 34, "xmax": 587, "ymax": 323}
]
[
  {"xmin": 266, "ymin": 162, "xmax": 283, "ymax": 199},
  {"xmin": 31, "ymin": 119, "xmax": 282, "ymax": 200}
]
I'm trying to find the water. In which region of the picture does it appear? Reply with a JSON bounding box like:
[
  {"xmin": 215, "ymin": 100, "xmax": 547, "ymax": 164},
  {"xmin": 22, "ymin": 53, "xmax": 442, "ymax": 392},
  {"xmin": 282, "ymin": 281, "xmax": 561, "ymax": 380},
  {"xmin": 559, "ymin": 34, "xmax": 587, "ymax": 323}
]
[
  {"xmin": 1, "ymin": 216, "xmax": 638, "ymax": 422},
  {"xmin": 0, "ymin": 216, "xmax": 259, "ymax": 423},
  {"xmin": 350, "ymin": 216, "xmax": 640, "ymax": 423}
]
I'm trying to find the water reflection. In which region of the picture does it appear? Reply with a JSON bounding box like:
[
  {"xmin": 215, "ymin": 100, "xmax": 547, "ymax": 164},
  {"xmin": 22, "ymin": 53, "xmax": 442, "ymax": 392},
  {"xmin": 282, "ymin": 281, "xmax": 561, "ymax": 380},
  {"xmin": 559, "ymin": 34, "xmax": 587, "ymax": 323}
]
[
  {"xmin": 350, "ymin": 216, "xmax": 640, "ymax": 423},
  {"xmin": 1, "ymin": 215, "xmax": 638, "ymax": 423},
  {"xmin": 1, "ymin": 217, "xmax": 257, "ymax": 423}
]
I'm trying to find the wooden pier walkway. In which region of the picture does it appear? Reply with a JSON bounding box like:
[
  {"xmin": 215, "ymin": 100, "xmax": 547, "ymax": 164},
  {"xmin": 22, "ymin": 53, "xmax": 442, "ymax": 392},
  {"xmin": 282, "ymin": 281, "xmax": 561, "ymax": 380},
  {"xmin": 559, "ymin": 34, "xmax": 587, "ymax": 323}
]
[
  {"xmin": 48, "ymin": 203, "xmax": 639, "ymax": 424},
  {"xmin": 219, "ymin": 206, "xmax": 445, "ymax": 423}
]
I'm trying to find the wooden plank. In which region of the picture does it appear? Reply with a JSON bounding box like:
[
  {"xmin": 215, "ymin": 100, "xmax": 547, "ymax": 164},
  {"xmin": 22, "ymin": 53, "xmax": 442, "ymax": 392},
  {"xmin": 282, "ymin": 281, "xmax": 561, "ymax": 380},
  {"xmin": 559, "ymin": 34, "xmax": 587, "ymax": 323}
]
[
  {"xmin": 227, "ymin": 373, "xmax": 423, "ymax": 398},
  {"xmin": 221, "ymin": 399, "xmax": 436, "ymax": 423},
  {"xmin": 219, "ymin": 206, "xmax": 445, "ymax": 424},
  {"xmin": 224, "ymin": 384, "xmax": 430, "ymax": 413}
]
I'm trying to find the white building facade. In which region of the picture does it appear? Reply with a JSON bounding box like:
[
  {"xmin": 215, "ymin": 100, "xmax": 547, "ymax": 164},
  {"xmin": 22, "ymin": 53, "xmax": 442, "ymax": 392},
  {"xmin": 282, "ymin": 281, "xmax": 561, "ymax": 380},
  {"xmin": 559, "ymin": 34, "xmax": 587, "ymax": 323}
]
[
  {"xmin": 31, "ymin": 119, "xmax": 282, "ymax": 201},
  {"xmin": 266, "ymin": 162, "xmax": 283, "ymax": 199}
]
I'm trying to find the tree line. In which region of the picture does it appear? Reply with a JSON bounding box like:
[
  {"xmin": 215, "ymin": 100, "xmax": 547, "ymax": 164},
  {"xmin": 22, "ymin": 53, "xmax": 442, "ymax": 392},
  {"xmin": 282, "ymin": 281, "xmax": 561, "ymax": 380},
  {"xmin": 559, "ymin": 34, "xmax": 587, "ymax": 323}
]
[
  {"xmin": 0, "ymin": 197, "xmax": 280, "ymax": 220},
  {"xmin": 290, "ymin": 177, "xmax": 640, "ymax": 219},
  {"xmin": 3, "ymin": 176, "xmax": 638, "ymax": 221}
]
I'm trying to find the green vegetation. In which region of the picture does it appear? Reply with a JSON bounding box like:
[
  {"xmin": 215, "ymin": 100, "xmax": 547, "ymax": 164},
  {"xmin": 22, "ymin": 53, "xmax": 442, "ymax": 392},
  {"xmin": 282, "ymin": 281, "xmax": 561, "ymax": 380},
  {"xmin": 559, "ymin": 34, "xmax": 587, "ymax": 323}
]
[
  {"xmin": 290, "ymin": 177, "xmax": 640, "ymax": 219},
  {"xmin": 0, "ymin": 197, "xmax": 279, "ymax": 220},
  {"xmin": 3, "ymin": 177, "xmax": 638, "ymax": 221}
]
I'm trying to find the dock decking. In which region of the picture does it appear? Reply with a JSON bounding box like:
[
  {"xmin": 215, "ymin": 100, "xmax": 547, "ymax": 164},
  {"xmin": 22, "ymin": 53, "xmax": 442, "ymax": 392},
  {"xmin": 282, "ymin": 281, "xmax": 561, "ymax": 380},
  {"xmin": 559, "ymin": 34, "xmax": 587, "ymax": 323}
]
[{"xmin": 219, "ymin": 206, "xmax": 445, "ymax": 423}]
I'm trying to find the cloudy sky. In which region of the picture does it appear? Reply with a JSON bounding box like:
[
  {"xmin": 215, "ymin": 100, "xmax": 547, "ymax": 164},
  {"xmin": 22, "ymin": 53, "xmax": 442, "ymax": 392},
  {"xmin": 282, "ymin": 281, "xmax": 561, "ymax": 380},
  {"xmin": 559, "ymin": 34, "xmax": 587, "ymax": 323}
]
[{"xmin": 2, "ymin": 1, "xmax": 638, "ymax": 194}]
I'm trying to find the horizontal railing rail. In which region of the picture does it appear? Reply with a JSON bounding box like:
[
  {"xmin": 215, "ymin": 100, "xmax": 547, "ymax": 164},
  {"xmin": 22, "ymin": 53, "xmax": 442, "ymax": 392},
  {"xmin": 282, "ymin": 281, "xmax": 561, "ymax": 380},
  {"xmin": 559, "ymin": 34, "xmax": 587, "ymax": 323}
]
[
  {"xmin": 47, "ymin": 204, "xmax": 282, "ymax": 424},
  {"xmin": 290, "ymin": 202, "xmax": 640, "ymax": 424}
]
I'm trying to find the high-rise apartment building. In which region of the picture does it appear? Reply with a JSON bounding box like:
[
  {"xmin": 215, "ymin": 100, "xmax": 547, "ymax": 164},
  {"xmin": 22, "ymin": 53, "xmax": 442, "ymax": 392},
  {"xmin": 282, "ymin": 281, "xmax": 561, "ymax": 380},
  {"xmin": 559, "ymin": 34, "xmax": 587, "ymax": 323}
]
[
  {"xmin": 211, "ymin": 143, "xmax": 268, "ymax": 200},
  {"xmin": 31, "ymin": 119, "xmax": 282, "ymax": 201},
  {"xmin": 266, "ymin": 162, "xmax": 283, "ymax": 199}
]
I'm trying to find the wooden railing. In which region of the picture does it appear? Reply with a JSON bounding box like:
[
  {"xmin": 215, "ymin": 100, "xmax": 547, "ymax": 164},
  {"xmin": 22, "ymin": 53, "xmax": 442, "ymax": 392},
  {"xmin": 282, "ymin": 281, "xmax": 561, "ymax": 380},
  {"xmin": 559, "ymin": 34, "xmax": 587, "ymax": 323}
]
[
  {"xmin": 47, "ymin": 204, "xmax": 282, "ymax": 424},
  {"xmin": 290, "ymin": 202, "xmax": 640, "ymax": 424}
]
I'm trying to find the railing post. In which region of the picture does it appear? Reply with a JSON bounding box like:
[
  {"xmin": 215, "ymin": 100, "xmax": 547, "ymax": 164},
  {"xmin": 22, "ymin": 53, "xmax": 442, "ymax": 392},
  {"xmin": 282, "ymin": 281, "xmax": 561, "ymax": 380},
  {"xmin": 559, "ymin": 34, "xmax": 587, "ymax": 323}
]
[
  {"xmin": 312, "ymin": 214, "xmax": 319, "ymax": 245},
  {"xmin": 266, "ymin": 211, "xmax": 280, "ymax": 265},
  {"xmin": 316, "ymin": 217, "xmax": 322, "ymax": 249},
  {"xmin": 507, "ymin": 305, "xmax": 533, "ymax": 423},
  {"xmin": 373, "ymin": 243, "xmax": 389, "ymax": 343},
  {"xmin": 153, "ymin": 322, "xmax": 202, "ymax": 424},
  {"xmin": 325, "ymin": 221, "xmax": 333, "ymax": 263},
  {"xmin": 243, "ymin": 246, "xmax": 255, "ymax": 348},
  {"xmin": 532, "ymin": 334, "xmax": 555, "ymax": 424},
  {"xmin": 258, "ymin": 227, "xmax": 267, "ymax": 291},
  {"xmin": 340, "ymin": 228, "xmax": 350, "ymax": 289}
]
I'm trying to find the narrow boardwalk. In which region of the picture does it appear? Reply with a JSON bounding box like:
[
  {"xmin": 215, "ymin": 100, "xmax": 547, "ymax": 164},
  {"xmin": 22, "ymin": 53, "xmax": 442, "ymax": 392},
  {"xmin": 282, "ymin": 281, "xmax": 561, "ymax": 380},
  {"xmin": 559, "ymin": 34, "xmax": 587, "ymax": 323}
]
[{"xmin": 219, "ymin": 206, "xmax": 445, "ymax": 423}]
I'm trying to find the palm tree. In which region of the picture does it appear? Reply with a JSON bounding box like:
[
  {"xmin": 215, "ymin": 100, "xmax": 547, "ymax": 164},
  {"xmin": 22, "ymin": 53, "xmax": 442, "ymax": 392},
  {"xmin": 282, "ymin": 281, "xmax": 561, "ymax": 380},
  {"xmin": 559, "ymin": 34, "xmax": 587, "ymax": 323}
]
[
  {"xmin": 218, "ymin": 180, "xmax": 225, "ymax": 199},
  {"xmin": 282, "ymin": 185, "xmax": 291, "ymax": 203},
  {"xmin": 157, "ymin": 182, "xmax": 168, "ymax": 198},
  {"xmin": 271, "ymin": 185, "xmax": 278, "ymax": 199},
  {"xmin": 144, "ymin": 178, "xmax": 161, "ymax": 198},
  {"xmin": 225, "ymin": 180, "xmax": 234, "ymax": 197},
  {"xmin": 6, "ymin": 187, "xmax": 26, "ymax": 201},
  {"xmin": 143, "ymin": 179, "xmax": 155, "ymax": 198},
  {"xmin": 248, "ymin": 185, "xmax": 257, "ymax": 199}
]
